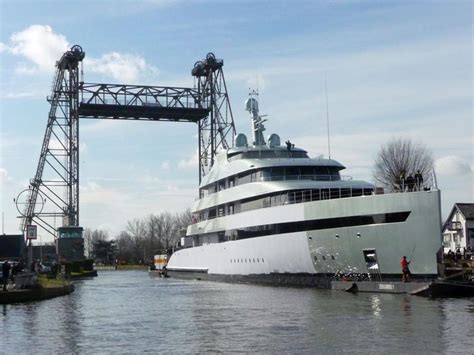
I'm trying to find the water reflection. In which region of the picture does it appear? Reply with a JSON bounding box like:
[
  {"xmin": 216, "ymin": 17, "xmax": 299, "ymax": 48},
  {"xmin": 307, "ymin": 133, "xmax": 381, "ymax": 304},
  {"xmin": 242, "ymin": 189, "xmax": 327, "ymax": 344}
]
[
  {"xmin": 58, "ymin": 291, "xmax": 82, "ymax": 352},
  {"xmin": 370, "ymin": 294, "xmax": 382, "ymax": 317},
  {"xmin": 0, "ymin": 272, "xmax": 472, "ymax": 353}
]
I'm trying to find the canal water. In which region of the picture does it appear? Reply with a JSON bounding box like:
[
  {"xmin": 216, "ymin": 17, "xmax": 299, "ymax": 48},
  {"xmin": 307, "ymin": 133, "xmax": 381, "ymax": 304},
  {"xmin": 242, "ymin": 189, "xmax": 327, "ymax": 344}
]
[{"xmin": 1, "ymin": 271, "xmax": 473, "ymax": 354}]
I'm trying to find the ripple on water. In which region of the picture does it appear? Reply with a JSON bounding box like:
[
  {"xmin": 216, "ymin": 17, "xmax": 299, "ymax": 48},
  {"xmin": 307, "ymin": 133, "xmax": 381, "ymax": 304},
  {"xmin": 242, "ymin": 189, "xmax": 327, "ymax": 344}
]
[{"xmin": 1, "ymin": 271, "xmax": 473, "ymax": 353}]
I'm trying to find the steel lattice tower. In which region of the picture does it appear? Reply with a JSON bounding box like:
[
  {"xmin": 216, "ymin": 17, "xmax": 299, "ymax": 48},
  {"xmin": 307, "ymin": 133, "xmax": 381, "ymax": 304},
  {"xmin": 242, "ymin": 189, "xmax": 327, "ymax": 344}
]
[
  {"xmin": 192, "ymin": 53, "xmax": 236, "ymax": 182},
  {"xmin": 20, "ymin": 45, "xmax": 84, "ymax": 236},
  {"xmin": 18, "ymin": 48, "xmax": 235, "ymax": 238}
]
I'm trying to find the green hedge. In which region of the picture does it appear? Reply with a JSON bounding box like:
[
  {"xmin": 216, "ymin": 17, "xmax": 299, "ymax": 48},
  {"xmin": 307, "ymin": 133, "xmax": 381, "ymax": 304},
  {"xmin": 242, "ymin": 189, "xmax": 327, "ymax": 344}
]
[{"xmin": 63, "ymin": 259, "xmax": 94, "ymax": 273}]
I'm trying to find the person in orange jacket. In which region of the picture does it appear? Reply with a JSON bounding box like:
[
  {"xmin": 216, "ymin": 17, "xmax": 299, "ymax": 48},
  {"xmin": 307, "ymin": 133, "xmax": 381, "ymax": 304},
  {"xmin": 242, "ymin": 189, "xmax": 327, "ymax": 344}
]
[{"xmin": 400, "ymin": 256, "xmax": 411, "ymax": 282}]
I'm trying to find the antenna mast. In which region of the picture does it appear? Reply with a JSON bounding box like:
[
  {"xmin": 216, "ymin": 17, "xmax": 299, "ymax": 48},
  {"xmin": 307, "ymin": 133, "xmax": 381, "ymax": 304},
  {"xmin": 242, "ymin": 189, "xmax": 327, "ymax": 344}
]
[{"xmin": 325, "ymin": 77, "xmax": 331, "ymax": 159}]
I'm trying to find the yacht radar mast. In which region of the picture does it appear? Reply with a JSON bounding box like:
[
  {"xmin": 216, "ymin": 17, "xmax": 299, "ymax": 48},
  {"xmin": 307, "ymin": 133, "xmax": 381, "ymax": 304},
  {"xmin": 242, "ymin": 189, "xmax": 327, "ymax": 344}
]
[{"xmin": 245, "ymin": 90, "xmax": 267, "ymax": 146}]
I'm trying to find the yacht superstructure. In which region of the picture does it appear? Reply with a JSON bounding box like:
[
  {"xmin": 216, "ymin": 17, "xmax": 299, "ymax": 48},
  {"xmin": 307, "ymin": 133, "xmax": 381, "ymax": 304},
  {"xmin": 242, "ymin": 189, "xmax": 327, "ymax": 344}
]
[{"xmin": 167, "ymin": 93, "xmax": 442, "ymax": 286}]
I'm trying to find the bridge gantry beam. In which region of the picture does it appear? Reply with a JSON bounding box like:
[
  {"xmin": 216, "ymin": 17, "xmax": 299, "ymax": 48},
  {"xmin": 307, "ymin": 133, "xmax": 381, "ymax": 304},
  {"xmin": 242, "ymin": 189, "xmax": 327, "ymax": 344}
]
[{"xmin": 79, "ymin": 83, "xmax": 209, "ymax": 122}]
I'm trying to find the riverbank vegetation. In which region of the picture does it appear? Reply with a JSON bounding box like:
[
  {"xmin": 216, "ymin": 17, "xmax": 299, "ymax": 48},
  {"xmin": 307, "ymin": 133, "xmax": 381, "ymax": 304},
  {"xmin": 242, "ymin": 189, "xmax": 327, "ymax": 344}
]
[{"xmin": 85, "ymin": 210, "xmax": 191, "ymax": 264}]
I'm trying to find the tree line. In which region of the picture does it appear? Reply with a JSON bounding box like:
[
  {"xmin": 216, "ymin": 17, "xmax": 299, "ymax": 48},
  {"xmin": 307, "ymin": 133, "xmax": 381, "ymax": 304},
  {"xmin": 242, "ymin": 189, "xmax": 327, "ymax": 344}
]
[{"xmin": 85, "ymin": 209, "xmax": 191, "ymax": 264}]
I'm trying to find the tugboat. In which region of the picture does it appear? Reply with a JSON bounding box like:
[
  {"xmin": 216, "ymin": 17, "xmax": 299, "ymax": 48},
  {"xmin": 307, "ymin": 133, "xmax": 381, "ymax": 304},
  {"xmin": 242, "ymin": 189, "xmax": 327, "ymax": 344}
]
[{"xmin": 148, "ymin": 253, "xmax": 169, "ymax": 278}]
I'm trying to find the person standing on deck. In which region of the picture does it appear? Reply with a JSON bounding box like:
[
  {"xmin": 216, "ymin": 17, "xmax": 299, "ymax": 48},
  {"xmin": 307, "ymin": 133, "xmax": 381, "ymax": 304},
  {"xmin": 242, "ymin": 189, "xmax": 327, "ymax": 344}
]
[
  {"xmin": 414, "ymin": 170, "xmax": 423, "ymax": 191},
  {"xmin": 400, "ymin": 256, "xmax": 411, "ymax": 282}
]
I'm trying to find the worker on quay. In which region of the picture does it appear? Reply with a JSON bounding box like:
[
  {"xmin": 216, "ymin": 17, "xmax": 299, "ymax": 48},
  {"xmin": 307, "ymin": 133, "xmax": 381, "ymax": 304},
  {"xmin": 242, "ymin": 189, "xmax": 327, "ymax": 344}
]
[{"xmin": 400, "ymin": 256, "xmax": 411, "ymax": 282}]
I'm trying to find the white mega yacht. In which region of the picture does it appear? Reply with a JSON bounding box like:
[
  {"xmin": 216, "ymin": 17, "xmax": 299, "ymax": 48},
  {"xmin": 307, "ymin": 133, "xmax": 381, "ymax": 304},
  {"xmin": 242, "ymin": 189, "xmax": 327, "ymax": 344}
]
[{"xmin": 167, "ymin": 94, "xmax": 442, "ymax": 286}]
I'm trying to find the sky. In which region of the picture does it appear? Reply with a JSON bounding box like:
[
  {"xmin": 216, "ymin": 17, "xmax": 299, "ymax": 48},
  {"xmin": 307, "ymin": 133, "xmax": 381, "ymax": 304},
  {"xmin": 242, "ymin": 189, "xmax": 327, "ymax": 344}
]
[{"xmin": 0, "ymin": 0, "xmax": 472, "ymax": 243}]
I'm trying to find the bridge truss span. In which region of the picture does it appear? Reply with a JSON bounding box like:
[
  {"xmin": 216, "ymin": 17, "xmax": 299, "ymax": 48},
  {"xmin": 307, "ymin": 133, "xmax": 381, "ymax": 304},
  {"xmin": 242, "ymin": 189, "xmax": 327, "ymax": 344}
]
[{"xmin": 79, "ymin": 83, "xmax": 209, "ymax": 122}]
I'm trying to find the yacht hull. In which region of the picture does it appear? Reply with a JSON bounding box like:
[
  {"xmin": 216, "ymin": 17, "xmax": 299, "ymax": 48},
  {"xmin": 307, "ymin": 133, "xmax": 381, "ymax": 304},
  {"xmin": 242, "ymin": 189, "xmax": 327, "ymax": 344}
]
[{"xmin": 167, "ymin": 190, "xmax": 442, "ymax": 286}]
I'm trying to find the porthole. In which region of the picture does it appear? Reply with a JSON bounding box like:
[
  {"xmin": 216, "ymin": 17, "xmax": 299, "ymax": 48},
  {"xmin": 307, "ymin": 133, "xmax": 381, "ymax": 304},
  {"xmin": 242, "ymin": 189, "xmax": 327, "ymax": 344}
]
[
  {"xmin": 257, "ymin": 258, "xmax": 260, "ymax": 262},
  {"xmin": 331, "ymin": 255, "xmax": 335, "ymax": 260},
  {"xmin": 322, "ymin": 255, "xmax": 326, "ymax": 260},
  {"xmin": 253, "ymin": 259, "xmax": 255, "ymax": 263},
  {"xmin": 262, "ymin": 258, "xmax": 265, "ymax": 262}
]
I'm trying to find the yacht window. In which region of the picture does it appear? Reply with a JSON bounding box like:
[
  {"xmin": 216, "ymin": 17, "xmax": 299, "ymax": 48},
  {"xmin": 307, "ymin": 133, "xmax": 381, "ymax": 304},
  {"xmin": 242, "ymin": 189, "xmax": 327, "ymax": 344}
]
[
  {"xmin": 330, "ymin": 168, "xmax": 341, "ymax": 181},
  {"xmin": 311, "ymin": 189, "xmax": 320, "ymax": 201},
  {"xmin": 271, "ymin": 167, "xmax": 285, "ymax": 181},
  {"xmin": 321, "ymin": 189, "xmax": 330, "ymax": 200},
  {"xmin": 261, "ymin": 169, "xmax": 271, "ymax": 181},
  {"xmin": 208, "ymin": 208, "xmax": 216, "ymax": 219},
  {"xmin": 218, "ymin": 232, "xmax": 225, "ymax": 242},
  {"xmin": 289, "ymin": 151, "xmax": 309, "ymax": 158},
  {"xmin": 263, "ymin": 196, "xmax": 271, "ymax": 208},
  {"xmin": 271, "ymin": 194, "xmax": 279, "ymax": 207},
  {"xmin": 238, "ymin": 172, "xmax": 252, "ymax": 184},
  {"xmin": 285, "ymin": 167, "xmax": 300, "ymax": 180},
  {"xmin": 300, "ymin": 167, "xmax": 315, "ymax": 180},
  {"xmin": 341, "ymin": 188, "xmax": 351, "ymax": 198},
  {"xmin": 315, "ymin": 167, "xmax": 329, "ymax": 181},
  {"xmin": 250, "ymin": 171, "xmax": 258, "ymax": 182},
  {"xmin": 218, "ymin": 206, "xmax": 225, "ymax": 217},
  {"xmin": 229, "ymin": 177, "xmax": 235, "ymax": 187},
  {"xmin": 228, "ymin": 203, "xmax": 234, "ymax": 215},
  {"xmin": 218, "ymin": 180, "xmax": 226, "ymax": 191},
  {"xmin": 330, "ymin": 189, "xmax": 340, "ymax": 199},
  {"xmin": 303, "ymin": 190, "xmax": 312, "ymax": 202}
]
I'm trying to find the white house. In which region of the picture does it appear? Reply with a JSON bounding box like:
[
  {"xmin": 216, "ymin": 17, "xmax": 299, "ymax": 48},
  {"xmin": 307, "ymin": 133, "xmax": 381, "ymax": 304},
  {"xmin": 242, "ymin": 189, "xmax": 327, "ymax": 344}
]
[{"xmin": 442, "ymin": 203, "xmax": 474, "ymax": 253}]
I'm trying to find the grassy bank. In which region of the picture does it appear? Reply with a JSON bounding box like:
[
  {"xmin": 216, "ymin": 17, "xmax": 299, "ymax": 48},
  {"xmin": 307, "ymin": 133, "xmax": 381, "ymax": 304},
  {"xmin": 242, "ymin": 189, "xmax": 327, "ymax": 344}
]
[
  {"xmin": 116, "ymin": 265, "xmax": 148, "ymax": 271},
  {"xmin": 37, "ymin": 274, "xmax": 69, "ymax": 288}
]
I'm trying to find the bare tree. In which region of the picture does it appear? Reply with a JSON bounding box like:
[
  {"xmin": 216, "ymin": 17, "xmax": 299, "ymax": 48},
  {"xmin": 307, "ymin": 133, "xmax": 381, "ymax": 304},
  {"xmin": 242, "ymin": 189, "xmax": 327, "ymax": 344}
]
[
  {"xmin": 116, "ymin": 231, "xmax": 135, "ymax": 263},
  {"xmin": 83, "ymin": 228, "xmax": 93, "ymax": 259},
  {"xmin": 159, "ymin": 212, "xmax": 175, "ymax": 249},
  {"xmin": 373, "ymin": 137, "xmax": 434, "ymax": 192},
  {"xmin": 111, "ymin": 210, "xmax": 193, "ymax": 264}
]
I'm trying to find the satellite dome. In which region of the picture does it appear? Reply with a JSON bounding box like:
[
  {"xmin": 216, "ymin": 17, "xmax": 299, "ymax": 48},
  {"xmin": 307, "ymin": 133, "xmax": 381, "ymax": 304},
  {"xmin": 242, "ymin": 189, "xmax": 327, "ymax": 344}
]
[
  {"xmin": 267, "ymin": 133, "xmax": 281, "ymax": 147},
  {"xmin": 235, "ymin": 133, "xmax": 248, "ymax": 147},
  {"xmin": 245, "ymin": 97, "xmax": 259, "ymax": 113}
]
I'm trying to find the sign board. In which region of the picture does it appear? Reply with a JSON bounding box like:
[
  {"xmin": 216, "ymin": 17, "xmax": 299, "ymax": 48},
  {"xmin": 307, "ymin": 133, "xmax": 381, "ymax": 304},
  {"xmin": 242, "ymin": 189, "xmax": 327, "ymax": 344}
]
[{"xmin": 26, "ymin": 225, "xmax": 37, "ymax": 240}]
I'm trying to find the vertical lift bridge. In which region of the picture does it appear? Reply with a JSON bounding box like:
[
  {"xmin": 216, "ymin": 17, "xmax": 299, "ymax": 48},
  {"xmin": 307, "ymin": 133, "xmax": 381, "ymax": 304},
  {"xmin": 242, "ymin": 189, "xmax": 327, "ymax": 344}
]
[{"xmin": 16, "ymin": 45, "xmax": 236, "ymax": 239}]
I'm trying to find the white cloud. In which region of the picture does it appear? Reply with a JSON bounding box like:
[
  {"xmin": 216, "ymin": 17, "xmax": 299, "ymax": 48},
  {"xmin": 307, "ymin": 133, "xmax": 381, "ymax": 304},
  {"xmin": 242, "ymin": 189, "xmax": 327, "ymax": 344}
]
[
  {"xmin": 178, "ymin": 150, "xmax": 199, "ymax": 169},
  {"xmin": 242, "ymin": 73, "xmax": 267, "ymax": 92},
  {"xmin": 79, "ymin": 142, "xmax": 88, "ymax": 155},
  {"xmin": 160, "ymin": 161, "xmax": 170, "ymax": 171},
  {"xmin": 2, "ymin": 25, "xmax": 159, "ymax": 84},
  {"xmin": 48, "ymin": 138, "xmax": 66, "ymax": 150},
  {"xmin": 0, "ymin": 168, "xmax": 12, "ymax": 185},
  {"xmin": 85, "ymin": 52, "xmax": 159, "ymax": 83},
  {"xmin": 3, "ymin": 25, "xmax": 69, "ymax": 73},
  {"xmin": 435, "ymin": 156, "xmax": 473, "ymax": 176}
]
